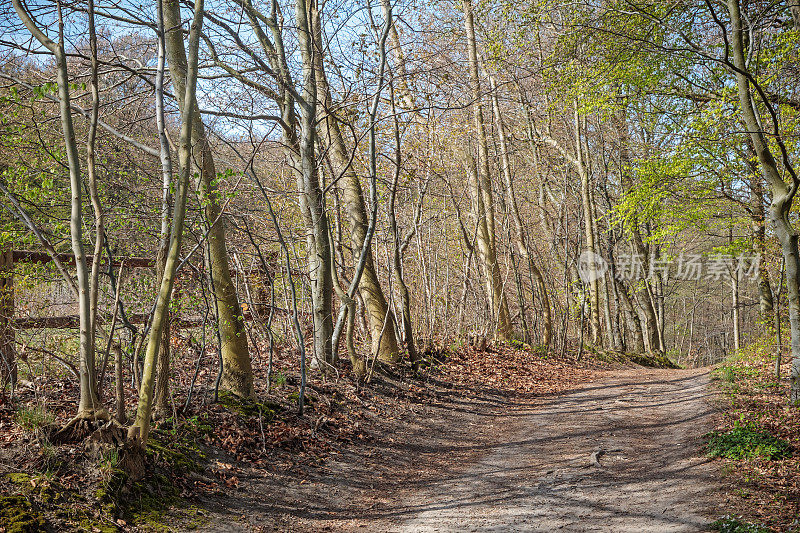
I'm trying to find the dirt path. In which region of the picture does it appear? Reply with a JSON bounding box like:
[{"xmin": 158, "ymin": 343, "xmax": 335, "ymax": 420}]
[
  {"xmin": 390, "ymin": 368, "xmax": 720, "ymax": 532},
  {"xmin": 192, "ymin": 368, "xmax": 721, "ymax": 532}
]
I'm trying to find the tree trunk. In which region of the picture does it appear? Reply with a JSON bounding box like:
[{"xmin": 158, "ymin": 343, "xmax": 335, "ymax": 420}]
[
  {"xmin": 299, "ymin": 0, "xmax": 334, "ymax": 369},
  {"xmin": 310, "ymin": 7, "xmax": 400, "ymax": 364},
  {"xmin": 13, "ymin": 0, "xmax": 101, "ymax": 417},
  {"xmin": 154, "ymin": 5, "xmax": 173, "ymax": 413},
  {"xmin": 728, "ymin": 0, "xmax": 800, "ymax": 402},
  {"xmin": 462, "ymin": 0, "xmax": 512, "ymax": 341},
  {"xmin": 490, "ymin": 76, "xmax": 551, "ymax": 346},
  {"xmin": 163, "ymin": 0, "xmax": 253, "ymax": 397},
  {"xmin": 129, "ymin": 0, "xmax": 203, "ymax": 444},
  {"xmin": 732, "ymin": 268, "xmax": 741, "ymax": 352},
  {"xmin": 575, "ymin": 104, "xmax": 601, "ymax": 346},
  {"xmin": 749, "ymin": 172, "xmax": 774, "ymax": 322},
  {"xmin": 315, "ymin": 69, "xmax": 400, "ymax": 363}
]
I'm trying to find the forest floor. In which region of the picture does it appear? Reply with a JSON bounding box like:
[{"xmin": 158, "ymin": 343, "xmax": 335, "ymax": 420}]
[
  {"xmin": 5, "ymin": 341, "xmax": 783, "ymax": 532},
  {"xmin": 189, "ymin": 366, "xmax": 723, "ymax": 532}
]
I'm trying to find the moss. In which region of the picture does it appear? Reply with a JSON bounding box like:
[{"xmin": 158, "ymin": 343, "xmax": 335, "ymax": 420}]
[
  {"xmin": 147, "ymin": 433, "xmax": 205, "ymax": 474},
  {"xmin": 126, "ymin": 476, "xmax": 181, "ymax": 530},
  {"xmin": 590, "ymin": 348, "xmax": 680, "ymax": 369},
  {"xmin": 180, "ymin": 505, "xmax": 209, "ymax": 530},
  {"xmin": 54, "ymin": 506, "xmax": 117, "ymax": 533},
  {"xmin": 0, "ymin": 495, "xmax": 47, "ymax": 533},
  {"xmin": 5, "ymin": 472, "xmax": 32, "ymax": 485},
  {"xmin": 217, "ymin": 390, "xmax": 281, "ymax": 419},
  {"xmin": 626, "ymin": 351, "xmax": 681, "ymax": 369},
  {"xmin": 5, "ymin": 471, "xmax": 66, "ymax": 506}
]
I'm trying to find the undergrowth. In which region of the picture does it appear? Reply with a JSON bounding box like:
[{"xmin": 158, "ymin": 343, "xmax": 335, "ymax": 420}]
[
  {"xmin": 712, "ymin": 515, "xmax": 771, "ymax": 533},
  {"xmin": 706, "ymin": 420, "xmax": 792, "ymax": 461},
  {"xmin": 710, "ymin": 338, "xmax": 800, "ymax": 532}
]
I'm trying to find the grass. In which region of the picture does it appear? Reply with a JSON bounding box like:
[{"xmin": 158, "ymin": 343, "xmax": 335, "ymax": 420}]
[
  {"xmin": 706, "ymin": 421, "xmax": 792, "ymax": 461},
  {"xmin": 14, "ymin": 403, "xmax": 54, "ymax": 432}
]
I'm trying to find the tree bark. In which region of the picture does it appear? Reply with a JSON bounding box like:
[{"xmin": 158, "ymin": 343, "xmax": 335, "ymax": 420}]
[
  {"xmin": 728, "ymin": 0, "xmax": 800, "ymax": 402},
  {"xmin": 749, "ymin": 171, "xmax": 774, "ymax": 322},
  {"xmin": 575, "ymin": 104, "xmax": 602, "ymax": 346},
  {"xmin": 299, "ymin": 0, "xmax": 334, "ymax": 369},
  {"xmin": 129, "ymin": 0, "xmax": 203, "ymax": 444},
  {"xmin": 163, "ymin": 0, "xmax": 253, "ymax": 397},
  {"xmin": 462, "ymin": 0, "xmax": 512, "ymax": 341},
  {"xmin": 310, "ymin": 6, "xmax": 400, "ymax": 363},
  {"xmin": 12, "ymin": 0, "xmax": 101, "ymax": 417},
  {"xmin": 489, "ymin": 77, "xmax": 551, "ymax": 347}
]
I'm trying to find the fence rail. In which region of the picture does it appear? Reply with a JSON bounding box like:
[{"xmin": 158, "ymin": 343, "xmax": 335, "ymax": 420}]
[{"xmin": 0, "ymin": 248, "xmax": 290, "ymax": 335}]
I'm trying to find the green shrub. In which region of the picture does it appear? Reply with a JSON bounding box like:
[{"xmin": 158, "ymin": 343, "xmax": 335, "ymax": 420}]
[
  {"xmin": 272, "ymin": 371, "xmax": 287, "ymax": 387},
  {"xmin": 716, "ymin": 365, "xmax": 758, "ymax": 383},
  {"xmin": 706, "ymin": 422, "xmax": 792, "ymax": 461}
]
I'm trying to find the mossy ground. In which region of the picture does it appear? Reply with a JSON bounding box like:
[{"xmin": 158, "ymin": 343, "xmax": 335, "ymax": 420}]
[
  {"xmin": 217, "ymin": 390, "xmax": 282, "ymax": 418},
  {"xmin": 1, "ymin": 416, "xmax": 213, "ymax": 532},
  {"xmin": 0, "ymin": 494, "xmax": 47, "ymax": 533}
]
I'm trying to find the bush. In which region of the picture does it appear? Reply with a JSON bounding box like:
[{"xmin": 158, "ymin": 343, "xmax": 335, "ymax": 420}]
[{"xmin": 706, "ymin": 422, "xmax": 792, "ymax": 461}]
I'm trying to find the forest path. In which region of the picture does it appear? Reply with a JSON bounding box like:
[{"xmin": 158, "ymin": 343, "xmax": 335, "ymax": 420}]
[
  {"xmin": 191, "ymin": 368, "xmax": 721, "ymax": 532},
  {"xmin": 390, "ymin": 368, "xmax": 720, "ymax": 532}
]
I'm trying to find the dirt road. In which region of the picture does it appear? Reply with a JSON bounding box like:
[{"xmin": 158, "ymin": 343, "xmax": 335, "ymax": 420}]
[
  {"xmin": 391, "ymin": 368, "xmax": 720, "ymax": 532},
  {"xmin": 194, "ymin": 368, "xmax": 721, "ymax": 532}
]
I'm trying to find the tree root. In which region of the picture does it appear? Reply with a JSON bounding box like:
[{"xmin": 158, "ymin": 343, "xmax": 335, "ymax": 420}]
[{"xmin": 50, "ymin": 408, "xmax": 110, "ymax": 444}]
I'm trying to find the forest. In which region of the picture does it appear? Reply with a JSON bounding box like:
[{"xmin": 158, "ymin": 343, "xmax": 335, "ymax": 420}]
[{"xmin": 0, "ymin": 0, "xmax": 799, "ymax": 531}]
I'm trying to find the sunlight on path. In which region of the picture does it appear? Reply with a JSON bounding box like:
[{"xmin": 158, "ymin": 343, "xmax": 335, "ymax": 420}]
[{"xmin": 392, "ymin": 369, "xmax": 719, "ymax": 532}]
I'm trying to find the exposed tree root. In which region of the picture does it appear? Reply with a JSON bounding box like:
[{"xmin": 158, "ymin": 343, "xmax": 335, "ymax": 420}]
[{"xmin": 50, "ymin": 408, "xmax": 110, "ymax": 444}]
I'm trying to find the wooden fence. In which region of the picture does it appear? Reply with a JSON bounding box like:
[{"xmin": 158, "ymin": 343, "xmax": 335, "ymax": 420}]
[{"xmin": 0, "ymin": 248, "xmax": 298, "ymax": 385}]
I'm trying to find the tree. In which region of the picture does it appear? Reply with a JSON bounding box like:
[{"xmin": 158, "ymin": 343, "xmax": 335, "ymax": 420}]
[
  {"xmin": 129, "ymin": 0, "xmax": 205, "ymax": 444},
  {"xmin": 12, "ymin": 0, "xmax": 107, "ymax": 428},
  {"xmin": 163, "ymin": 0, "xmax": 253, "ymax": 398},
  {"xmin": 462, "ymin": 0, "xmax": 512, "ymax": 342}
]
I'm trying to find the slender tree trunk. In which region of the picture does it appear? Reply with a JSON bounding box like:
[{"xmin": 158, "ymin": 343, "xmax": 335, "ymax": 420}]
[
  {"xmin": 728, "ymin": 0, "xmax": 800, "ymax": 402},
  {"xmin": 163, "ymin": 0, "xmax": 253, "ymax": 397},
  {"xmin": 749, "ymin": 173, "xmax": 774, "ymax": 323},
  {"xmin": 86, "ymin": 0, "xmax": 106, "ymax": 407},
  {"xmin": 313, "ymin": 20, "xmax": 399, "ymax": 363},
  {"xmin": 732, "ymin": 268, "xmax": 741, "ymax": 352},
  {"xmin": 310, "ymin": 7, "xmax": 399, "ymax": 363},
  {"xmin": 388, "ymin": 88, "xmax": 418, "ymax": 363},
  {"xmin": 462, "ymin": 0, "xmax": 511, "ymax": 341},
  {"xmin": 13, "ymin": 0, "xmax": 102, "ymax": 417},
  {"xmin": 299, "ymin": 0, "xmax": 334, "ymax": 369},
  {"xmin": 776, "ymin": 259, "xmax": 785, "ymax": 377},
  {"xmin": 575, "ymin": 104, "xmax": 601, "ymax": 346},
  {"xmin": 154, "ymin": 0, "xmax": 173, "ymax": 414},
  {"xmin": 489, "ymin": 77, "xmax": 551, "ymax": 346},
  {"xmin": 129, "ymin": 0, "xmax": 204, "ymax": 444}
]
